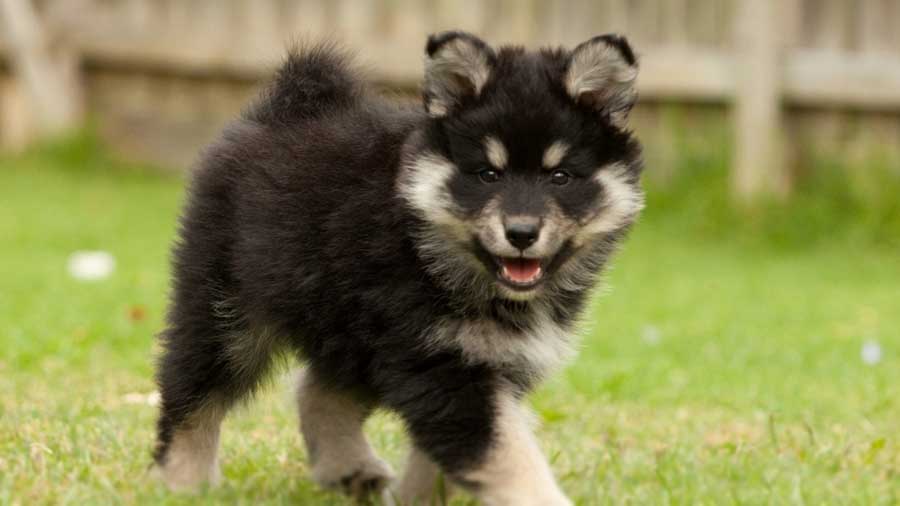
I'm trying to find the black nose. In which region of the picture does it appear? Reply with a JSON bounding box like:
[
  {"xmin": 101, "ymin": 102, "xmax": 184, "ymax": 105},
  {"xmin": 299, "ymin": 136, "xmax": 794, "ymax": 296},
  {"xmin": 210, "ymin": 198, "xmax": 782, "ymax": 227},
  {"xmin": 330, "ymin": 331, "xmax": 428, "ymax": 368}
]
[{"xmin": 505, "ymin": 221, "xmax": 540, "ymax": 250}]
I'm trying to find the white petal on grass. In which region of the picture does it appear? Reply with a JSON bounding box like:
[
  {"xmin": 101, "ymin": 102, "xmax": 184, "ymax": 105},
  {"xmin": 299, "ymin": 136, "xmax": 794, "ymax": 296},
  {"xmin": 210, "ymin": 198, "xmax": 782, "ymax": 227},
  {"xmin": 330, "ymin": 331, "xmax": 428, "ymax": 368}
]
[
  {"xmin": 861, "ymin": 340, "xmax": 882, "ymax": 365},
  {"xmin": 67, "ymin": 251, "xmax": 115, "ymax": 281},
  {"xmin": 642, "ymin": 325, "xmax": 662, "ymax": 345},
  {"xmin": 123, "ymin": 391, "xmax": 160, "ymax": 406}
]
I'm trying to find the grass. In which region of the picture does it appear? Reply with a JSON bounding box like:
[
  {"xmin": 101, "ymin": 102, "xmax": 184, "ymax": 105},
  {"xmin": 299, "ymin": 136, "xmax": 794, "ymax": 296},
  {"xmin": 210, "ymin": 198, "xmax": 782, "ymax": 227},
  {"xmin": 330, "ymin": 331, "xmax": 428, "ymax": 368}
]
[{"xmin": 1, "ymin": 136, "xmax": 898, "ymax": 505}]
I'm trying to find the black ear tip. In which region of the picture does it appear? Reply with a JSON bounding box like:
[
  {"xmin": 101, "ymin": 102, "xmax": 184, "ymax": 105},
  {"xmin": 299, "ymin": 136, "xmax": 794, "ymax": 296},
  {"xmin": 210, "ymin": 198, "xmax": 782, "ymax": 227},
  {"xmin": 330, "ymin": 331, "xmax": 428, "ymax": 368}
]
[
  {"xmin": 425, "ymin": 33, "xmax": 443, "ymax": 56},
  {"xmin": 575, "ymin": 34, "xmax": 637, "ymax": 66},
  {"xmin": 608, "ymin": 35, "xmax": 637, "ymax": 65},
  {"xmin": 425, "ymin": 30, "xmax": 493, "ymax": 58},
  {"xmin": 426, "ymin": 31, "xmax": 462, "ymax": 56}
]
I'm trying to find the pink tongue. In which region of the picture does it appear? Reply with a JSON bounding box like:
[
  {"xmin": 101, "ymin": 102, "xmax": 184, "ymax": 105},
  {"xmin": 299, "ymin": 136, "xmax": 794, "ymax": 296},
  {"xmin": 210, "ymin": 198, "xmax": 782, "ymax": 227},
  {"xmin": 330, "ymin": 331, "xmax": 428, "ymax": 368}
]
[{"xmin": 503, "ymin": 258, "xmax": 542, "ymax": 283}]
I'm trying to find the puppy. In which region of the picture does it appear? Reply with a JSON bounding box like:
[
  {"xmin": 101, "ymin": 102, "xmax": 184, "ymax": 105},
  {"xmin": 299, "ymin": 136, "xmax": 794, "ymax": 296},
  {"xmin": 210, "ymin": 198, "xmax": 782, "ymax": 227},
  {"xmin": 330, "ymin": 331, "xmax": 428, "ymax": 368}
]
[{"xmin": 152, "ymin": 31, "xmax": 643, "ymax": 506}]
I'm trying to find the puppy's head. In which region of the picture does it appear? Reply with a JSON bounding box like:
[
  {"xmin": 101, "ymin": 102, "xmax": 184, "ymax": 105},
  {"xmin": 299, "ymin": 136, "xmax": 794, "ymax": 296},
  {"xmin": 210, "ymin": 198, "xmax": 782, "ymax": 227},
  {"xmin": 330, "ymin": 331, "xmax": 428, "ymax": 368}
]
[{"xmin": 400, "ymin": 31, "xmax": 644, "ymax": 302}]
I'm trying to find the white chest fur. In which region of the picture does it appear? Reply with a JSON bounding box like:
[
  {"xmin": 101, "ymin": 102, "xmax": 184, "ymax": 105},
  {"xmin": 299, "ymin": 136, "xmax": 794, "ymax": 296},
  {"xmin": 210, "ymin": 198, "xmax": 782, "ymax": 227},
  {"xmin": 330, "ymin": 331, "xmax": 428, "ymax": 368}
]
[{"xmin": 426, "ymin": 308, "xmax": 578, "ymax": 379}]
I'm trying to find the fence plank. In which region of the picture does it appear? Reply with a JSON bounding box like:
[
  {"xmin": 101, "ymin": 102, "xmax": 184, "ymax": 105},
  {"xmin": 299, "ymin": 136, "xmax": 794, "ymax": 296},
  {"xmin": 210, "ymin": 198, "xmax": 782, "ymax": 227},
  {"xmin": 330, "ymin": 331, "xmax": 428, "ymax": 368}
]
[
  {"xmin": 662, "ymin": 0, "xmax": 688, "ymax": 46},
  {"xmin": 0, "ymin": 0, "xmax": 81, "ymax": 136},
  {"xmin": 286, "ymin": 0, "xmax": 330, "ymax": 39},
  {"xmin": 805, "ymin": 0, "xmax": 849, "ymax": 50},
  {"xmin": 433, "ymin": 0, "xmax": 486, "ymax": 35},
  {"xmin": 733, "ymin": 0, "xmax": 788, "ymax": 198},
  {"xmin": 0, "ymin": 73, "xmax": 32, "ymax": 151}
]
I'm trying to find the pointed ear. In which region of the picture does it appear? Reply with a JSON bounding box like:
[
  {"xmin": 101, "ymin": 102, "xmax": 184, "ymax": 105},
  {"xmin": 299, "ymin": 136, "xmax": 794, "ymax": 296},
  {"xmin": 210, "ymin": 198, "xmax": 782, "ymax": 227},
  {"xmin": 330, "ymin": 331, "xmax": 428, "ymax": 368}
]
[
  {"xmin": 423, "ymin": 31, "xmax": 496, "ymax": 118},
  {"xmin": 565, "ymin": 34, "xmax": 639, "ymax": 128}
]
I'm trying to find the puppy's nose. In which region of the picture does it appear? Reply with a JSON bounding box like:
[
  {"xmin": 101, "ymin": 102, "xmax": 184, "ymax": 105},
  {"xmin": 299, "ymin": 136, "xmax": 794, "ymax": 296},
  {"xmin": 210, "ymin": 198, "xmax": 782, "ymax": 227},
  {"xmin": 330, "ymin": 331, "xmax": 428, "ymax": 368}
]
[{"xmin": 505, "ymin": 220, "xmax": 540, "ymax": 250}]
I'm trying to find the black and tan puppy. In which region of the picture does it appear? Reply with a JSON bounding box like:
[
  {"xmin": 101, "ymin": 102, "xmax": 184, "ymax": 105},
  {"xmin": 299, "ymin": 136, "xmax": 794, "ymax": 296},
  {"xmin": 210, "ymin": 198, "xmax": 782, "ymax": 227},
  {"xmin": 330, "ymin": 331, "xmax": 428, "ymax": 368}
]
[{"xmin": 152, "ymin": 31, "xmax": 644, "ymax": 505}]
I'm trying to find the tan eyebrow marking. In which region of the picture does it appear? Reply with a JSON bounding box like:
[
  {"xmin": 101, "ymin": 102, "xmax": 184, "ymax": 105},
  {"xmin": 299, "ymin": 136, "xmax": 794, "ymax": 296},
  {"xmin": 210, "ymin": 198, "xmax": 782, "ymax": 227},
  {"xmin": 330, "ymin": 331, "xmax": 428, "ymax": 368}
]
[
  {"xmin": 542, "ymin": 141, "xmax": 570, "ymax": 169},
  {"xmin": 483, "ymin": 136, "xmax": 508, "ymax": 169}
]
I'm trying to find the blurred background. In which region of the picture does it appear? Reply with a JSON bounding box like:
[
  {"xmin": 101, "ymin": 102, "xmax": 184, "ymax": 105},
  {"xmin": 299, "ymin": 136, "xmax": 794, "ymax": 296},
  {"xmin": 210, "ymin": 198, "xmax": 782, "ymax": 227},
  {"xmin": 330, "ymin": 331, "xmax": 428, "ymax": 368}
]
[
  {"xmin": 3, "ymin": 0, "xmax": 900, "ymax": 189},
  {"xmin": 1, "ymin": 1, "xmax": 897, "ymax": 505}
]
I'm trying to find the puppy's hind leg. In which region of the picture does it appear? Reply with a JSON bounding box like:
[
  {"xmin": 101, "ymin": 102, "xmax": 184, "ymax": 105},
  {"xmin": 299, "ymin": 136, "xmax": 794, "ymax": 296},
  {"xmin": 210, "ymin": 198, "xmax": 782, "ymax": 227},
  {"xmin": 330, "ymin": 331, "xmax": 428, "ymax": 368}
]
[
  {"xmin": 297, "ymin": 369, "xmax": 394, "ymax": 501},
  {"xmin": 153, "ymin": 325, "xmax": 280, "ymax": 492}
]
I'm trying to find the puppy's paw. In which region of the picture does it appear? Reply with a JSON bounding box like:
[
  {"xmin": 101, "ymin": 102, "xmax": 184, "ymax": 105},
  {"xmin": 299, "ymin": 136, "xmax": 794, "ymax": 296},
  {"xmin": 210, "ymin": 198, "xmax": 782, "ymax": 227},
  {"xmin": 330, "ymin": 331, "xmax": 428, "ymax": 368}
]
[
  {"xmin": 150, "ymin": 460, "xmax": 221, "ymax": 493},
  {"xmin": 479, "ymin": 487, "xmax": 572, "ymax": 506},
  {"xmin": 339, "ymin": 466, "xmax": 394, "ymax": 501},
  {"xmin": 312, "ymin": 454, "xmax": 395, "ymax": 501}
]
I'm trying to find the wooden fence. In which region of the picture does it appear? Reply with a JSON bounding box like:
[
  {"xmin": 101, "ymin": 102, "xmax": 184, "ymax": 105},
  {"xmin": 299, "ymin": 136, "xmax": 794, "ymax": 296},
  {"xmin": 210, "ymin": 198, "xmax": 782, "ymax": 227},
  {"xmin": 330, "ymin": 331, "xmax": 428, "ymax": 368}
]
[{"xmin": 2, "ymin": 0, "xmax": 900, "ymax": 193}]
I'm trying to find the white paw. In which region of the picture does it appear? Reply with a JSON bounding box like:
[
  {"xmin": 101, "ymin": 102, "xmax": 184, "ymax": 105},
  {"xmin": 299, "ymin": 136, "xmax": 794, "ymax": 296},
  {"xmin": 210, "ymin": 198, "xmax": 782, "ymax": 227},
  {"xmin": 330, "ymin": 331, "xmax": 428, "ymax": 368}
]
[
  {"xmin": 151, "ymin": 459, "xmax": 221, "ymax": 493},
  {"xmin": 481, "ymin": 489, "xmax": 571, "ymax": 506},
  {"xmin": 312, "ymin": 453, "xmax": 395, "ymax": 500}
]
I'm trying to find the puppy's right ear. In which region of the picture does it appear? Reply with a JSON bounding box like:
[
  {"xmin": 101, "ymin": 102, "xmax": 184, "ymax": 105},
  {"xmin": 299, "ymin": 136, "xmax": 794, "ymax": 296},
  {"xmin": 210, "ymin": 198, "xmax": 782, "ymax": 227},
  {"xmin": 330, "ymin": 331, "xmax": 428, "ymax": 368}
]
[{"xmin": 423, "ymin": 31, "xmax": 496, "ymax": 118}]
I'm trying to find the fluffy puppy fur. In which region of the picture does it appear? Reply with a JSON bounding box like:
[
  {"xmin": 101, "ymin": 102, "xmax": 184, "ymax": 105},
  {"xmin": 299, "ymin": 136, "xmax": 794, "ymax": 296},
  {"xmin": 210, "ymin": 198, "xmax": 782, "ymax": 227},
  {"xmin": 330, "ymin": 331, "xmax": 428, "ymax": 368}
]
[{"xmin": 153, "ymin": 31, "xmax": 644, "ymax": 505}]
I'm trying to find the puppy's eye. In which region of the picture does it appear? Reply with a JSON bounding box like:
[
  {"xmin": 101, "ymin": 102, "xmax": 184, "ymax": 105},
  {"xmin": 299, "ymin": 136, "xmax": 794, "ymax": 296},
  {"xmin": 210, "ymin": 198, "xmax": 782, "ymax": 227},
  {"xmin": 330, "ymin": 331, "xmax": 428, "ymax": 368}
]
[
  {"xmin": 549, "ymin": 170, "xmax": 571, "ymax": 186},
  {"xmin": 479, "ymin": 169, "xmax": 501, "ymax": 183}
]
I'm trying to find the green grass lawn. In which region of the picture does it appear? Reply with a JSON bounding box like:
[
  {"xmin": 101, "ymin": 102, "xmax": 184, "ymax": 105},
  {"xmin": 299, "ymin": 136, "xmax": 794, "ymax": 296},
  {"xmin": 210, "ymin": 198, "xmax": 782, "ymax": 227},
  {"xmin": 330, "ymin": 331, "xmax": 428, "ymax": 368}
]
[{"xmin": 1, "ymin": 140, "xmax": 897, "ymax": 505}]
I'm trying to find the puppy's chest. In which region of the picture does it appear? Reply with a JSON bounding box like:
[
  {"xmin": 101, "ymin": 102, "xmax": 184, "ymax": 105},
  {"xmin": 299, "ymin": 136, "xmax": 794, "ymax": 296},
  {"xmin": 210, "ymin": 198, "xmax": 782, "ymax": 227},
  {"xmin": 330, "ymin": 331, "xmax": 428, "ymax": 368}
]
[{"xmin": 429, "ymin": 308, "xmax": 578, "ymax": 380}]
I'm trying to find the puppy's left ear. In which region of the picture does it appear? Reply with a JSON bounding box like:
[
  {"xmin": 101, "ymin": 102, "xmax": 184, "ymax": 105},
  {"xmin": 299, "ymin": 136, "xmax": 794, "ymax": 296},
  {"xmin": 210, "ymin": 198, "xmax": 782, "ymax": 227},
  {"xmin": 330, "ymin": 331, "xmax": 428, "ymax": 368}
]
[
  {"xmin": 423, "ymin": 31, "xmax": 496, "ymax": 118},
  {"xmin": 565, "ymin": 34, "xmax": 639, "ymax": 128}
]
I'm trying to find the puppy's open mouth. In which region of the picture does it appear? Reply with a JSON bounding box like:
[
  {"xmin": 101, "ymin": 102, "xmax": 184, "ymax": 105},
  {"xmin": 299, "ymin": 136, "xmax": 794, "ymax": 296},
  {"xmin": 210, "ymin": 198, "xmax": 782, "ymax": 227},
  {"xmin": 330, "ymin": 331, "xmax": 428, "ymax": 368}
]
[{"xmin": 496, "ymin": 257, "xmax": 544, "ymax": 289}]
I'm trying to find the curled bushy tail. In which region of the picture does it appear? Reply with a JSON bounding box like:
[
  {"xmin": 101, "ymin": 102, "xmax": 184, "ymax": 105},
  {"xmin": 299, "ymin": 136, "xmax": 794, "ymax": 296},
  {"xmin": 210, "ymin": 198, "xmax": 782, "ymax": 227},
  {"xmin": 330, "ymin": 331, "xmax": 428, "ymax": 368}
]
[{"xmin": 247, "ymin": 42, "xmax": 362, "ymax": 126}]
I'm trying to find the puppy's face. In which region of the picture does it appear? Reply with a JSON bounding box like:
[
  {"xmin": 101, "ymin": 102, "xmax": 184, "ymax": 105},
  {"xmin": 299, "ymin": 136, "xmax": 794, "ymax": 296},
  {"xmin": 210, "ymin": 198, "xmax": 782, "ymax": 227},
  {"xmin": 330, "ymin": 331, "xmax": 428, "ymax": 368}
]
[{"xmin": 400, "ymin": 32, "xmax": 644, "ymax": 301}]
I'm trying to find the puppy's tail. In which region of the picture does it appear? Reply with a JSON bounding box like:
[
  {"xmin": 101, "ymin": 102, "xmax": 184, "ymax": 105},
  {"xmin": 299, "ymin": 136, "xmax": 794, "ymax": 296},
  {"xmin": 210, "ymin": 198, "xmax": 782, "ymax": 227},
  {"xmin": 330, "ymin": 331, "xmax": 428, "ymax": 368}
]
[{"xmin": 247, "ymin": 41, "xmax": 363, "ymax": 126}]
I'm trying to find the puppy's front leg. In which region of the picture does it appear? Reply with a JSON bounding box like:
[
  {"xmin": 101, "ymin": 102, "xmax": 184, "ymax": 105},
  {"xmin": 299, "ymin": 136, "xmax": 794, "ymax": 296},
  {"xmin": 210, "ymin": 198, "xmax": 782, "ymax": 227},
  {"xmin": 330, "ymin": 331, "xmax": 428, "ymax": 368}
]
[
  {"xmin": 458, "ymin": 393, "xmax": 570, "ymax": 506},
  {"xmin": 297, "ymin": 370, "xmax": 394, "ymax": 500},
  {"xmin": 389, "ymin": 374, "xmax": 570, "ymax": 506},
  {"xmin": 394, "ymin": 446, "xmax": 455, "ymax": 505}
]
